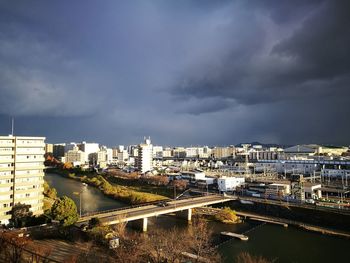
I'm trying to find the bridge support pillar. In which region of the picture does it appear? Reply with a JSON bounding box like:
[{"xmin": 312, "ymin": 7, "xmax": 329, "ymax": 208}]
[
  {"xmin": 142, "ymin": 217, "xmax": 148, "ymax": 232},
  {"xmin": 187, "ymin": 208, "xmax": 192, "ymax": 221},
  {"xmin": 176, "ymin": 208, "xmax": 192, "ymax": 222}
]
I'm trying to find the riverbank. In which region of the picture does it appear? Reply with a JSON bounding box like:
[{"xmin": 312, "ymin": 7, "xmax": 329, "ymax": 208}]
[
  {"xmin": 43, "ymin": 180, "xmax": 58, "ymax": 211},
  {"xmin": 106, "ymin": 174, "xmax": 174, "ymax": 198},
  {"xmin": 238, "ymin": 211, "xmax": 350, "ymax": 239},
  {"xmin": 197, "ymin": 206, "xmax": 350, "ymax": 239},
  {"xmin": 47, "ymin": 169, "xmax": 167, "ymax": 205},
  {"xmin": 225, "ymin": 199, "xmax": 350, "ymax": 233}
]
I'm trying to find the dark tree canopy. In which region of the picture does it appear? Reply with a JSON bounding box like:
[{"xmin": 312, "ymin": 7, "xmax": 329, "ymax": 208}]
[
  {"xmin": 10, "ymin": 203, "xmax": 33, "ymax": 227},
  {"xmin": 50, "ymin": 196, "xmax": 78, "ymax": 226}
]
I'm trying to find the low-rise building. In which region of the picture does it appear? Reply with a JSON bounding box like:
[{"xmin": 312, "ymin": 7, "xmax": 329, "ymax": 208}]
[
  {"xmin": 249, "ymin": 147, "xmax": 282, "ymax": 160},
  {"xmin": 255, "ymin": 162, "xmax": 318, "ymax": 175},
  {"xmin": 162, "ymin": 148, "xmax": 173, "ymax": 158},
  {"xmin": 89, "ymin": 150, "xmax": 107, "ymax": 168},
  {"xmin": 152, "ymin": 146, "xmax": 163, "ymax": 158},
  {"xmin": 180, "ymin": 171, "xmax": 206, "ymax": 181},
  {"xmin": 280, "ymin": 145, "xmax": 316, "ymax": 160},
  {"xmin": 65, "ymin": 147, "xmax": 85, "ymax": 166},
  {"xmin": 218, "ymin": 177, "xmax": 245, "ymax": 192},
  {"xmin": 173, "ymin": 147, "xmax": 186, "ymax": 158},
  {"xmin": 45, "ymin": 143, "xmax": 53, "ymax": 154},
  {"xmin": 317, "ymin": 146, "xmax": 348, "ymax": 156},
  {"xmin": 304, "ymin": 182, "xmax": 322, "ymax": 199},
  {"xmin": 212, "ymin": 146, "xmax": 235, "ymax": 159},
  {"xmin": 266, "ymin": 183, "xmax": 291, "ymax": 196}
]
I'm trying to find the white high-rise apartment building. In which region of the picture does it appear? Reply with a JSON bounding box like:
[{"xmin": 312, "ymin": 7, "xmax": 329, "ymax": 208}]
[
  {"xmin": 0, "ymin": 136, "xmax": 46, "ymax": 225},
  {"xmin": 78, "ymin": 141, "xmax": 100, "ymax": 163},
  {"xmin": 136, "ymin": 137, "xmax": 153, "ymax": 174}
]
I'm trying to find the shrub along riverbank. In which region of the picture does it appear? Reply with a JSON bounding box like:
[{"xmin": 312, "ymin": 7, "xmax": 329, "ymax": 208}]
[
  {"xmin": 214, "ymin": 207, "xmax": 241, "ymax": 224},
  {"xmin": 47, "ymin": 169, "xmax": 167, "ymax": 205}
]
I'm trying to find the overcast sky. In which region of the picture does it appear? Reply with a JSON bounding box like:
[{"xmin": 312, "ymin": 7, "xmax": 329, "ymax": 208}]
[{"xmin": 0, "ymin": 0, "xmax": 349, "ymax": 147}]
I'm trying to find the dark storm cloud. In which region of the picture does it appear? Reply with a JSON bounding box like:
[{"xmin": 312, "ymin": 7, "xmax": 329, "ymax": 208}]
[
  {"xmin": 173, "ymin": 0, "xmax": 350, "ymax": 105},
  {"xmin": 272, "ymin": 0, "xmax": 350, "ymax": 80},
  {"xmin": 0, "ymin": 0, "xmax": 349, "ymax": 145}
]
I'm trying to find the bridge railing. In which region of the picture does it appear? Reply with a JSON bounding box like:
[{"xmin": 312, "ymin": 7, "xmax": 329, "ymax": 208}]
[
  {"xmin": 81, "ymin": 199, "xmax": 171, "ymax": 218},
  {"xmin": 80, "ymin": 194, "xmax": 221, "ymax": 219},
  {"xmin": 237, "ymin": 195, "xmax": 350, "ymax": 215}
]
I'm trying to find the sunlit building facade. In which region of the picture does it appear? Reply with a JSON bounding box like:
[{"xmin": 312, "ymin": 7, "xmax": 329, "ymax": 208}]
[{"xmin": 0, "ymin": 136, "xmax": 45, "ymax": 225}]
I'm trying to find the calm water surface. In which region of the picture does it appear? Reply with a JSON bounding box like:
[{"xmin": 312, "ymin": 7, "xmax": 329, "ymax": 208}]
[
  {"xmin": 45, "ymin": 173, "xmax": 350, "ymax": 262},
  {"xmin": 45, "ymin": 173, "xmax": 126, "ymax": 214}
]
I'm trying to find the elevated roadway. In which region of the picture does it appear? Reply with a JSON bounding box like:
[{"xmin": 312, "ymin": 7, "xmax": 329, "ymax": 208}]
[{"xmin": 77, "ymin": 195, "xmax": 234, "ymax": 231}]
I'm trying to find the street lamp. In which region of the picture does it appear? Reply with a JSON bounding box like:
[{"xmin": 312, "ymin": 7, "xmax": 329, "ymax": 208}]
[{"xmin": 73, "ymin": 190, "xmax": 83, "ymax": 217}]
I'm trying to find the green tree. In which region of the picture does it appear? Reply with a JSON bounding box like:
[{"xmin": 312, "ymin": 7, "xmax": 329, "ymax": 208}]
[
  {"xmin": 43, "ymin": 181, "xmax": 57, "ymax": 199},
  {"xmin": 51, "ymin": 196, "xmax": 79, "ymax": 226},
  {"xmin": 214, "ymin": 207, "xmax": 239, "ymax": 224},
  {"xmin": 10, "ymin": 203, "xmax": 33, "ymax": 227}
]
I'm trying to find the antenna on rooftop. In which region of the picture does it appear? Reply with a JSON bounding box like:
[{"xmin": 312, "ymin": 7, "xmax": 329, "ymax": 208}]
[{"xmin": 11, "ymin": 117, "xmax": 15, "ymax": 136}]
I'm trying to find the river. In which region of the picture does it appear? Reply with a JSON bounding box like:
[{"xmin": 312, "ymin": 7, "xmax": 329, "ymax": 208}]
[
  {"xmin": 45, "ymin": 173, "xmax": 350, "ymax": 262},
  {"xmin": 45, "ymin": 173, "xmax": 127, "ymax": 214}
]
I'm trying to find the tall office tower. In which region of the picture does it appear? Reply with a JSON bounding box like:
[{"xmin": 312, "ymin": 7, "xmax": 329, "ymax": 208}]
[
  {"xmin": 136, "ymin": 137, "xmax": 153, "ymax": 174},
  {"xmin": 0, "ymin": 136, "xmax": 46, "ymax": 225}
]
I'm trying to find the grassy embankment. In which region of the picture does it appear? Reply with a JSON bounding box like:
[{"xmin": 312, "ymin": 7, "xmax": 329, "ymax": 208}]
[
  {"xmin": 43, "ymin": 180, "xmax": 58, "ymax": 211},
  {"xmin": 106, "ymin": 174, "xmax": 175, "ymax": 198},
  {"xmin": 49, "ymin": 169, "xmax": 167, "ymax": 205}
]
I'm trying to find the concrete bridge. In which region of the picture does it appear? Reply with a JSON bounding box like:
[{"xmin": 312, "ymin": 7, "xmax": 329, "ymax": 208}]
[{"xmin": 77, "ymin": 195, "xmax": 235, "ymax": 231}]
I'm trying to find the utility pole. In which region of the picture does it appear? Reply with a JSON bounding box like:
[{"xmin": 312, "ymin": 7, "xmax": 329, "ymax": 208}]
[{"xmin": 242, "ymin": 144, "xmax": 251, "ymax": 178}]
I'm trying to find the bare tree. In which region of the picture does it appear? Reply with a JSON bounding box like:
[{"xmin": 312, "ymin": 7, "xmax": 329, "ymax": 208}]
[
  {"xmin": 73, "ymin": 242, "xmax": 113, "ymax": 263},
  {"xmin": 0, "ymin": 231, "xmax": 31, "ymax": 263},
  {"xmin": 112, "ymin": 214, "xmax": 128, "ymax": 239},
  {"xmin": 30, "ymin": 245, "xmax": 52, "ymax": 263},
  {"xmin": 172, "ymin": 180, "xmax": 188, "ymax": 191},
  {"xmin": 154, "ymin": 228, "xmax": 188, "ymax": 263},
  {"xmin": 187, "ymin": 216, "xmax": 221, "ymax": 263},
  {"xmin": 112, "ymin": 232, "xmax": 146, "ymax": 263}
]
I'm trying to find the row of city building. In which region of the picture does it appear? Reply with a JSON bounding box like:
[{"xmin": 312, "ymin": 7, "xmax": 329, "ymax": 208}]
[
  {"xmin": 167, "ymin": 170, "xmax": 324, "ymax": 202},
  {"xmin": 246, "ymin": 144, "xmax": 349, "ymax": 161},
  {"xmin": 47, "ymin": 139, "xmax": 236, "ymax": 168},
  {"xmin": 47, "ymin": 138, "xmax": 350, "ymax": 171}
]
